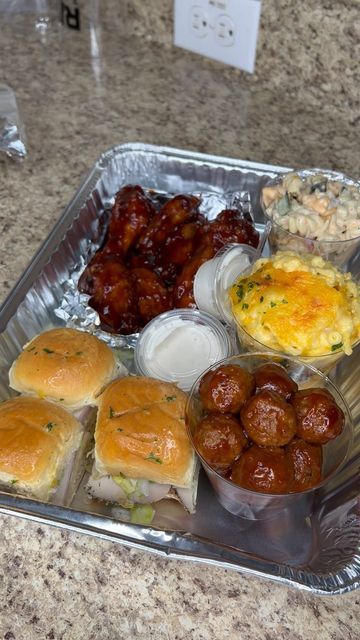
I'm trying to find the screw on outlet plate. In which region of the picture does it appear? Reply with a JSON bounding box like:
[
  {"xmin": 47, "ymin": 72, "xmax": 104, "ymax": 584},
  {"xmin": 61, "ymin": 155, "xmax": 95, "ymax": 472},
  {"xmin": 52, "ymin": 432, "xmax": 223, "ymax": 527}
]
[{"xmin": 189, "ymin": 5, "xmax": 208, "ymax": 38}]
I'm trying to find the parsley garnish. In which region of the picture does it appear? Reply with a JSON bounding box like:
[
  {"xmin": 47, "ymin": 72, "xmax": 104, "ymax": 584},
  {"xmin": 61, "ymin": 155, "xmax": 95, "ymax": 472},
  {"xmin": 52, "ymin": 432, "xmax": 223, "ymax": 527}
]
[
  {"xmin": 59, "ymin": 398, "xmax": 64, "ymax": 402},
  {"xmin": 117, "ymin": 428, "xmax": 123, "ymax": 432},
  {"xmin": 242, "ymin": 303, "xmax": 249, "ymax": 310},
  {"xmin": 45, "ymin": 422, "xmax": 55, "ymax": 431},
  {"xmin": 26, "ymin": 346, "xmax": 36, "ymax": 352},
  {"xmin": 260, "ymin": 296, "xmax": 264, "ymax": 303},
  {"xmin": 146, "ymin": 452, "xmax": 162, "ymax": 464},
  {"xmin": 265, "ymin": 274, "xmax": 272, "ymax": 281},
  {"xmin": 270, "ymin": 301, "xmax": 277, "ymax": 308},
  {"xmin": 43, "ymin": 348, "xmax": 54, "ymax": 354},
  {"xmin": 165, "ymin": 395, "xmax": 176, "ymax": 402},
  {"xmin": 109, "ymin": 406, "xmax": 116, "ymax": 418},
  {"xmin": 235, "ymin": 284, "xmax": 244, "ymax": 301},
  {"xmin": 331, "ymin": 342, "xmax": 343, "ymax": 352},
  {"xmin": 11, "ymin": 479, "xmax": 18, "ymax": 485},
  {"xmin": 75, "ymin": 351, "xmax": 83, "ymax": 356}
]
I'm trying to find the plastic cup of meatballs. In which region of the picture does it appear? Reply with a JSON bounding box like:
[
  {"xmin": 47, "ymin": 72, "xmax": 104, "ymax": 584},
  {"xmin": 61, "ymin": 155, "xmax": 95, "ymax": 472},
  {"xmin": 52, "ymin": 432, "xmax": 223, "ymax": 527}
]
[
  {"xmin": 185, "ymin": 353, "xmax": 353, "ymax": 521},
  {"xmin": 260, "ymin": 168, "xmax": 360, "ymax": 269}
]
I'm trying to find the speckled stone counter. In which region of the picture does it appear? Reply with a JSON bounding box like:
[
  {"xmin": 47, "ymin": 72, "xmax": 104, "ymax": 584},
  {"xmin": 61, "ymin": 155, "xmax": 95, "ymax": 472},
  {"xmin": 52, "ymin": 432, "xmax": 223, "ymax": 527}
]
[{"xmin": 0, "ymin": 5, "xmax": 360, "ymax": 639}]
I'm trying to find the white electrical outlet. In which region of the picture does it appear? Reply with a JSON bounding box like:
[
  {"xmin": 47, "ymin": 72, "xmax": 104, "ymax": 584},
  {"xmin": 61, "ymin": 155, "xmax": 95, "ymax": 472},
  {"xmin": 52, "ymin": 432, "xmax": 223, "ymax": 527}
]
[{"xmin": 174, "ymin": 0, "xmax": 262, "ymax": 73}]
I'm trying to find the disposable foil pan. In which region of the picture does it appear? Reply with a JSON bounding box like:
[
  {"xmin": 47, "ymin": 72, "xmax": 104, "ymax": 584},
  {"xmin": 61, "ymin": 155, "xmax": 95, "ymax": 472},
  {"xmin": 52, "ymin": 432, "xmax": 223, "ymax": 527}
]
[{"xmin": 1, "ymin": 143, "xmax": 360, "ymax": 595}]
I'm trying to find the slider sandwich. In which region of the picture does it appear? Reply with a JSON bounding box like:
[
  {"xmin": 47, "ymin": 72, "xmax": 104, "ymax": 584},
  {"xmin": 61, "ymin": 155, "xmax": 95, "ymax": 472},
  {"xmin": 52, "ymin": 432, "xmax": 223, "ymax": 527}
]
[
  {"xmin": 87, "ymin": 376, "xmax": 199, "ymax": 516},
  {"xmin": 9, "ymin": 327, "xmax": 119, "ymax": 410},
  {"xmin": 0, "ymin": 397, "xmax": 83, "ymax": 501}
]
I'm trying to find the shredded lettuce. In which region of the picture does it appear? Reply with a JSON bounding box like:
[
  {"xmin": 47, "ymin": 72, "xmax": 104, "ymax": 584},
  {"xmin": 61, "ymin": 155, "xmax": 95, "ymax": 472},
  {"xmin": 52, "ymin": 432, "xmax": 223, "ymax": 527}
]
[
  {"xmin": 112, "ymin": 473, "xmax": 137, "ymax": 496},
  {"xmin": 130, "ymin": 504, "xmax": 155, "ymax": 525}
]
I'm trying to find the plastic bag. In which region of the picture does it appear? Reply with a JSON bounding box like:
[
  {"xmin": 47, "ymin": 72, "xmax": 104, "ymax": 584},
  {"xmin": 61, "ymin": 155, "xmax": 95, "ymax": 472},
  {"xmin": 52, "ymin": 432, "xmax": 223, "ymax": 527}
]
[{"xmin": 0, "ymin": 84, "xmax": 27, "ymax": 160}]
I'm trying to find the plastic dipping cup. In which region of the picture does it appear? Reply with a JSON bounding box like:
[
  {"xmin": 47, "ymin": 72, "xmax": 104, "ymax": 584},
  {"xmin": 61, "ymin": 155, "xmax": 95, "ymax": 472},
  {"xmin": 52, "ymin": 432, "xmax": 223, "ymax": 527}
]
[
  {"xmin": 134, "ymin": 309, "xmax": 234, "ymax": 392},
  {"xmin": 193, "ymin": 244, "xmax": 259, "ymax": 323}
]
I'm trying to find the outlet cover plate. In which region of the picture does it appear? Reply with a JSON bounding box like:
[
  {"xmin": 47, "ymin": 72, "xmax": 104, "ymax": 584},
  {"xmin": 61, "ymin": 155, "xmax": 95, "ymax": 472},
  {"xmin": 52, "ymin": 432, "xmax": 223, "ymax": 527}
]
[{"xmin": 174, "ymin": 0, "xmax": 262, "ymax": 73}]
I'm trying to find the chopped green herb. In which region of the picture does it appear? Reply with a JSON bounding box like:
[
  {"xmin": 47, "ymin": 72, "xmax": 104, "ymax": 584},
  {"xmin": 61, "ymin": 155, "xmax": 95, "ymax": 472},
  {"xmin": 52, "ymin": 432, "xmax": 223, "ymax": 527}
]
[
  {"xmin": 270, "ymin": 301, "xmax": 277, "ymax": 308},
  {"xmin": 282, "ymin": 299, "xmax": 288, "ymax": 304},
  {"xmin": 109, "ymin": 406, "xmax": 116, "ymax": 418},
  {"xmin": 146, "ymin": 452, "xmax": 162, "ymax": 464},
  {"xmin": 265, "ymin": 274, "xmax": 272, "ymax": 281},
  {"xmin": 59, "ymin": 398, "xmax": 64, "ymax": 402},
  {"xmin": 26, "ymin": 346, "xmax": 36, "ymax": 352},
  {"xmin": 247, "ymin": 281, "xmax": 257, "ymax": 290},
  {"xmin": 165, "ymin": 395, "xmax": 177, "ymax": 402},
  {"xmin": 45, "ymin": 422, "xmax": 55, "ymax": 432},
  {"xmin": 331, "ymin": 342, "xmax": 343, "ymax": 352},
  {"xmin": 11, "ymin": 479, "xmax": 18, "ymax": 485},
  {"xmin": 242, "ymin": 303, "xmax": 249, "ymax": 310},
  {"xmin": 117, "ymin": 428, "xmax": 123, "ymax": 432},
  {"xmin": 43, "ymin": 348, "xmax": 54, "ymax": 354},
  {"xmin": 75, "ymin": 351, "xmax": 83, "ymax": 356},
  {"xmin": 235, "ymin": 284, "xmax": 244, "ymax": 301},
  {"xmin": 260, "ymin": 296, "xmax": 264, "ymax": 303}
]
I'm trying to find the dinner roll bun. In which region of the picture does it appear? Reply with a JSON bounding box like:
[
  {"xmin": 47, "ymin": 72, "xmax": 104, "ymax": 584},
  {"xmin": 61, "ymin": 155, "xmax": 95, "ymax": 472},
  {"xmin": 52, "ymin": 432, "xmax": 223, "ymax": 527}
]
[
  {"xmin": 0, "ymin": 396, "xmax": 83, "ymax": 501},
  {"xmin": 94, "ymin": 376, "xmax": 196, "ymax": 488},
  {"xmin": 9, "ymin": 327, "xmax": 118, "ymax": 410}
]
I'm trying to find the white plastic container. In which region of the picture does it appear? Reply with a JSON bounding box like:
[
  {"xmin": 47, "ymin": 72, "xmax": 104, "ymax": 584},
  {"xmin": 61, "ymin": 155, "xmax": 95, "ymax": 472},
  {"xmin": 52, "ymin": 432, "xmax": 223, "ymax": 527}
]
[
  {"xmin": 134, "ymin": 309, "xmax": 234, "ymax": 391},
  {"xmin": 193, "ymin": 243, "xmax": 259, "ymax": 322}
]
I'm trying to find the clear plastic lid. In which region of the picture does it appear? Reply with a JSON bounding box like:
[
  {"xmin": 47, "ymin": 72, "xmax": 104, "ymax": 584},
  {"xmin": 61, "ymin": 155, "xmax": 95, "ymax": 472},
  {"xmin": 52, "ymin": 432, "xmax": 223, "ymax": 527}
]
[
  {"xmin": 193, "ymin": 243, "xmax": 259, "ymax": 323},
  {"xmin": 134, "ymin": 309, "xmax": 234, "ymax": 392}
]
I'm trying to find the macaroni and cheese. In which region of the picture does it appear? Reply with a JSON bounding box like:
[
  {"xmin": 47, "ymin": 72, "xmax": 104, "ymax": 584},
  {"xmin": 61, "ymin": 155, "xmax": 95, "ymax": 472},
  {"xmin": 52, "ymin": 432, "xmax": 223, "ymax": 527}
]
[{"xmin": 230, "ymin": 251, "xmax": 360, "ymax": 357}]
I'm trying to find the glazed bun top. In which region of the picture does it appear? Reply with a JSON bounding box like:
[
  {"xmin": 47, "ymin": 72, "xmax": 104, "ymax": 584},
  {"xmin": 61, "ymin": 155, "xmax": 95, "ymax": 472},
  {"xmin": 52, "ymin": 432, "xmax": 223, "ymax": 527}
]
[
  {"xmin": 9, "ymin": 327, "xmax": 117, "ymax": 410},
  {"xmin": 0, "ymin": 396, "xmax": 83, "ymax": 500},
  {"xmin": 94, "ymin": 376, "xmax": 196, "ymax": 488}
]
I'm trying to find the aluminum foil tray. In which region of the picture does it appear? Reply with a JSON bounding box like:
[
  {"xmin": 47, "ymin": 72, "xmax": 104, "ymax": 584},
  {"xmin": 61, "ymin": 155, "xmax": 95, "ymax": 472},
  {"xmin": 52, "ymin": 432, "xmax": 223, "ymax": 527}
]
[{"xmin": 1, "ymin": 143, "xmax": 359, "ymax": 595}]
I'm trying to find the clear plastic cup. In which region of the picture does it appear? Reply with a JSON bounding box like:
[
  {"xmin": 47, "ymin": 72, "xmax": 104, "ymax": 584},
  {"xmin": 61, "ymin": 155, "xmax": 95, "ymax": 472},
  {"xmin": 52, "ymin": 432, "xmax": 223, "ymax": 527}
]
[
  {"xmin": 134, "ymin": 309, "xmax": 235, "ymax": 392},
  {"xmin": 235, "ymin": 323, "xmax": 354, "ymax": 375},
  {"xmin": 228, "ymin": 251, "xmax": 360, "ymax": 374},
  {"xmin": 261, "ymin": 168, "xmax": 360, "ymax": 269},
  {"xmin": 186, "ymin": 353, "xmax": 353, "ymax": 520}
]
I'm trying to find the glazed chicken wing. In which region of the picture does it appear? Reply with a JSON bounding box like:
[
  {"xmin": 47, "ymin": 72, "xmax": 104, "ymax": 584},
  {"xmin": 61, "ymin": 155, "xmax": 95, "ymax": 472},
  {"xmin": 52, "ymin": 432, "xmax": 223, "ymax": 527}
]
[
  {"xmin": 172, "ymin": 243, "xmax": 216, "ymax": 308},
  {"xmin": 206, "ymin": 209, "xmax": 260, "ymax": 251},
  {"xmin": 155, "ymin": 220, "xmax": 204, "ymax": 284},
  {"xmin": 136, "ymin": 194, "xmax": 201, "ymax": 255},
  {"xmin": 78, "ymin": 252, "xmax": 139, "ymax": 334},
  {"xmin": 130, "ymin": 267, "xmax": 172, "ymax": 325},
  {"xmin": 106, "ymin": 185, "xmax": 156, "ymax": 256}
]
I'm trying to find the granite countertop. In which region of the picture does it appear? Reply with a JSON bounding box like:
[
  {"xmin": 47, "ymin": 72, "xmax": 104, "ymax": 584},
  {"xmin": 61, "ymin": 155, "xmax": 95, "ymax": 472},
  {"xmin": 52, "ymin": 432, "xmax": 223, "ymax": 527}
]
[{"xmin": 0, "ymin": 10, "xmax": 360, "ymax": 640}]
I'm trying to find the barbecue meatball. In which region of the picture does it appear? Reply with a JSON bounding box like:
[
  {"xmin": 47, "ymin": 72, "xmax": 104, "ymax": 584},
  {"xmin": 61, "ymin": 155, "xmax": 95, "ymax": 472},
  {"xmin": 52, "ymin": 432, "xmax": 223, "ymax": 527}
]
[
  {"xmin": 240, "ymin": 390, "xmax": 297, "ymax": 446},
  {"xmin": 291, "ymin": 388, "xmax": 345, "ymax": 444},
  {"xmin": 254, "ymin": 363, "xmax": 298, "ymax": 400},
  {"xmin": 286, "ymin": 438, "xmax": 323, "ymax": 492},
  {"xmin": 199, "ymin": 365, "xmax": 255, "ymax": 414},
  {"xmin": 194, "ymin": 413, "xmax": 247, "ymax": 475},
  {"xmin": 231, "ymin": 446, "xmax": 293, "ymax": 494}
]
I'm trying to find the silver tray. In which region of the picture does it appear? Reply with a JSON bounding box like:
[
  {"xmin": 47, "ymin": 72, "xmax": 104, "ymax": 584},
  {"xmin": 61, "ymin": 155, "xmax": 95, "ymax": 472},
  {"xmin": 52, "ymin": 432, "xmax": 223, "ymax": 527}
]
[{"xmin": 1, "ymin": 142, "xmax": 360, "ymax": 595}]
